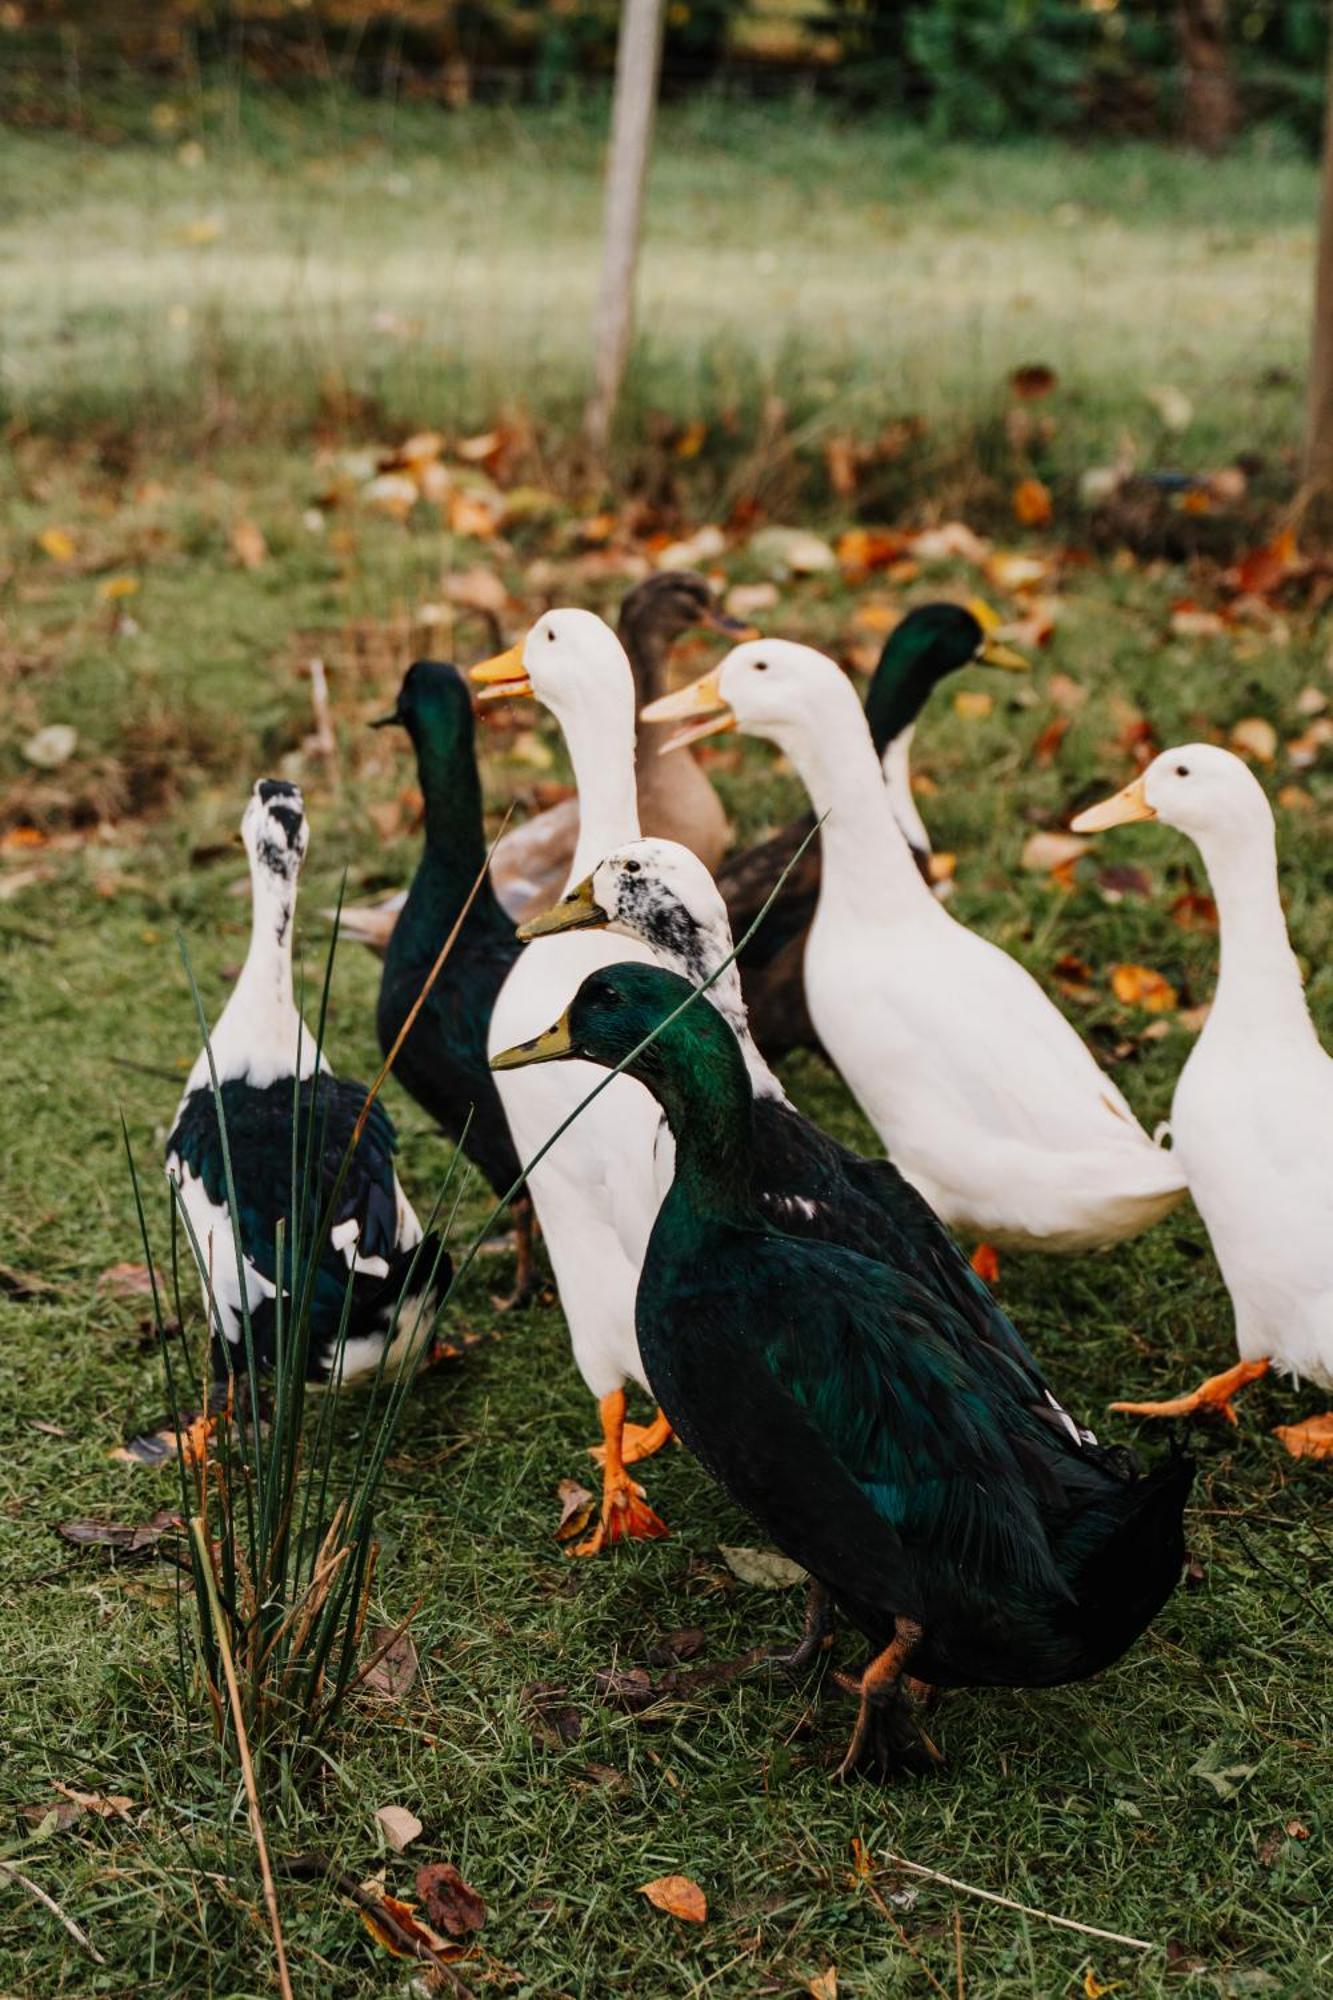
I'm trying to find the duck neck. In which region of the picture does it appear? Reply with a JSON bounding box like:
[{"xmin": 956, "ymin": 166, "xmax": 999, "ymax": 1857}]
[
  {"xmin": 1200, "ymin": 820, "xmax": 1311, "ymax": 1035},
  {"xmin": 562, "ymin": 691, "xmax": 642, "ymax": 885},
  {"xmin": 406, "ymin": 725, "xmax": 501, "ymax": 933},
  {"xmin": 866, "ymin": 660, "xmax": 929, "ymax": 759},
  {"xmin": 210, "ymin": 858, "xmax": 311, "ymax": 1083},
  {"xmin": 775, "ymin": 690, "xmax": 932, "ymax": 914},
  {"xmin": 656, "ymin": 1043, "xmax": 757, "ymax": 1230}
]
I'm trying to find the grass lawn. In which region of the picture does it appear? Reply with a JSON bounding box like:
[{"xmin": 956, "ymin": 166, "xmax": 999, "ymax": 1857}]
[{"xmin": 2, "ymin": 94, "xmax": 1333, "ymax": 2000}]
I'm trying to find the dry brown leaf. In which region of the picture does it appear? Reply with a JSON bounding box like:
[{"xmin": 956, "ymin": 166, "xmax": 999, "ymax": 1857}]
[
  {"xmin": 1231, "ymin": 528, "xmax": 1298, "ymax": 599},
  {"xmin": 639, "ymin": 1874, "xmax": 707, "ymax": 1924},
  {"xmin": 376, "ymin": 1804, "xmax": 423, "ymax": 1853},
  {"xmin": 1012, "ymin": 477, "xmax": 1053, "ymax": 528},
  {"xmin": 359, "ymin": 1892, "xmax": 452, "ymax": 1961},
  {"xmin": 926, "ymin": 851, "xmax": 956, "ymax": 884},
  {"xmin": 58, "ymin": 1510, "xmax": 182, "ymax": 1554},
  {"xmin": 448, "ymin": 491, "xmax": 501, "ymax": 540},
  {"xmin": 96, "ymin": 1261, "xmax": 160, "ymax": 1298},
  {"xmin": 1169, "ymin": 602, "xmax": 1228, "ymax": 640},
  {"xmin": 1229, "ymin": 716, "xmax": 1278, "ymax": 764},
  {"xmin": 416, "ymin": 1861, "xmax": 486, "ymax": 1937},
  {"xmin": 51, "ymin": 1782, "xmax": 133, "ymax": 1819},
  {"xmin": 808, "ymin": 1971, "xmax": 838, "ymax": 2000},
  {"xmin": 908, "ymin": 521, "xmax": 990, "ymax": 565},
  {"xmin": 1031, "ymin": 715, "xmax": 1071, "ymax": 766},
  {"xmin": 1170, "ymin": 890, "xmax": 1218, "ymax": 932},
  {"xmin": 1047, "ymin": 672, "xmax": 1088, "ymax": 713},
  {"xmin": 1287, "ymin": 717, "xmax": 1333, "ymax": 768},
  {"xmin": 230, "ymin": 519, "xmax": 267, "ymax": 570},
  {"xmin": 1010, "ymin": 362, "xmax": 1058, "ymax": 399},
  {"xmin": 1110, "ymin": 964, "xmax": 1178, "ymax": 1014},
  {"xmin": 1020, "ymin": 830, "xmax": 1087, "ymax": 874},
  {"xmin": 554, "ymin": 1477, "xmax": 596, "ymax": 1544},
  {"xmin": 363, "ymin": 1625, "xmax": 419, "ymax": 1700},
  {"xmin": 836, "ymin": 527, "xmax": 908, "ymax": 574},
  {"xmin": 1278, "ymin": 783, "xmax": 1315, "ymax": 812}
]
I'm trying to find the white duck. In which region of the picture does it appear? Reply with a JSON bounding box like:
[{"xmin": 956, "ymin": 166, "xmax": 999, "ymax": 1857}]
[
  {"xmin": 1074, "ymin": 745, "xmax": 1333, "ymax": 1456},
  {"xmin": 470, "ymin": 611, "xmax": 674, "ymax": 1552},
  {"xmin": 644, "ymin": 640, "xmax": 1186, "ymax": 1253}
]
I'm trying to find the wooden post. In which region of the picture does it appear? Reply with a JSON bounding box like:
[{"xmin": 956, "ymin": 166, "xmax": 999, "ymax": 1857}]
[
  {"xmin": 1302, "ymin": 8, "xmax": 1333, "ymax": 539},
  {"xmin": 584, "ymin": 0, "xmax": 666, "ymax": 458}
]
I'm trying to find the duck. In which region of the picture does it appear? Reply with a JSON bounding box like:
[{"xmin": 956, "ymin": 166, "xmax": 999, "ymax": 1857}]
[
  {"xmin": 1073, "ymin": 746, "xmax": 1333, "ymax": 1456},
  {"xmin": 645, "ymin": 640, "xmax": 1187, "ymax": 1252},
  {"xmin": 715, "ymin": 603, "xmax": 1026, "ymax": 1061},
  {"xmin": 522, "ymin": 836, "xmax": 1063, "ymax": 1344},
  {"xmin": 336, "ymin": 571, "xmax": 742, "ymax": 951},
  {"xmin": 467, "ymin": 610, "xmax": 679, "ymax": 1554},
  {"xmin": 166, "ymin": 780, "xmax": 448, "ymax": 1388},
  {"xmin": 492, "ymin": 960, "xmax": 1194, "ymax": 1778},
  {"xmin": 371, "ymin": 661, "xmax": 534, "ymax": 1302}
]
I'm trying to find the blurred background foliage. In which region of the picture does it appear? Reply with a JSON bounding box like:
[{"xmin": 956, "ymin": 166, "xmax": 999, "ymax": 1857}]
[{"xmin": 3, "ymin": 0, "xmax": 1329, "ymax": 147}]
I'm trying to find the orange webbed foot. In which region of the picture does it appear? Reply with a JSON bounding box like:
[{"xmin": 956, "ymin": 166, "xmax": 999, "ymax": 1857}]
[
  {"xmin": 1273, "ymin": 1412, "xmax": 1333, "ymax": 1460},
  {"xmin": 570, "ymin": 1390, "xmax": 671, "ymax": 1557},
  {"xmin": 588, "ymin": 1408, "xmax": 674, "ymax": 1469},
  {"xmin": 1111, "ymin": 1357, "xmax": 1270, "ymax": 1426}
]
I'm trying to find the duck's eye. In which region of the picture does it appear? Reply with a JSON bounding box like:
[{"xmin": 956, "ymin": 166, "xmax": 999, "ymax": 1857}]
[
  {"xmin": 622, "ymin": 858, "xmax": 640, "ymax": 874},
  {"xmin": 546, "ymin": 627, "xmax": 555, "ymax": 642},
  {"xmin": 753, "ymin": 660, "xmax": 769, "ymax": 673},
  {"xmin": 1175, "ymin": 764, "xmax": 1190, "ymax": 777}
]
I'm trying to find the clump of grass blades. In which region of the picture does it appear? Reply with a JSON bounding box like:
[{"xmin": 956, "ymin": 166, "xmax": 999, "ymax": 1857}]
[{"xmin": 122, "ymin": 919, "xmax": 463, "ymax": 1766}]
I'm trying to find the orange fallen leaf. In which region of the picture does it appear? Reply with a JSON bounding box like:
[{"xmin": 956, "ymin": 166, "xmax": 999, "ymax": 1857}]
[
  {"xmin": 97, "ymin": 574, "xmax": 140, "ymax": 601},
  {"xmin": 926, "ymin": 851, "xmax": 956, "ymax": 884},
  {"xmin": 555, "ymin": 1477, "xmax": 596, "ymax": 1543},
  {"xmin": 1, "ymin": 825, "xmax": 49, "ymax": 852},
  {"xmin": 51, "ymin": 1782, "xmax": 133, "ymax": 1819},
  {"xmin": 1110, "ymin": 964, "xmax": 1178, "ymax": 1014},
  {"xmin": 639, "ymin": 1874, "xmax": 707, "ymax": 1924},
  {"xmin": 836, "ymin": 527, "xmax": 907, "ymax": 574},
  {"xmin": 1273, "ymin": 1414, "xmax": 1333, "ymax": 1460},
  {"xmin": 674, "ymin": 419, "xmax": 707, "ymax": 459},
  {"xmin": 1232, "ymin": 528, "xmax": 1298, "ymax": 599},
  {"xmin": 1170, "ymin": 890, "xmax": 1218, "ymax": 932},
  {"xmin": 230, "ymin": 519, "xmax": 267, "ymax": 570},
  {"xmin": 952, "ymin": 689, "xmax": 993, "ymax": 721},
  {"xmin": 1084, "ymin": 1971, "xmax": 1121, "ymax": 1999},
  {"xmin": 1031, "ymin": 715, "xmax": 1070, "ymax": 766},
  {"xmin": 416, "ymin": 1860, "xmax": 486, "ymax": 1937},
  {"xmin": 1012, "ymin": 477, "xmax": 1053, "ymax": 528},
  {"xmin": 985, "ymin": 549, "xmax": 1051, "ymax": 593},
  {"xmin": 1277, "ymin": 783, "xmax": 1314, "ymax": 812},
  {"xmin": 37, "ymin": 526, "xmax": 76, "ymax": 562},
  {"xmin": 448, "ymin": 491, "xmax": 500, "ymax": 540},
  {"xmin": 359, "ymin": 1892, "xmax": 451, "ymax": 1961},
  {"xmin": 808, "ymin": 1970, "xmax": 838, "ymax": 2000},
  {"xmin": 970, "ymin": 1243, "xmax": 1000, "ymax": 1285},
  {"xmin": 1229, "ymin": 716, "xmax": 1277, "ymax": 765}
]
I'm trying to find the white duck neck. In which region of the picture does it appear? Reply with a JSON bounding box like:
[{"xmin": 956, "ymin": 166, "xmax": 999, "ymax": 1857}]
[
  {"xmin": 562, "ymin": 688, "xmax": 642, "ymax": 888},
  {"xmin": 775, "ymin": 688, "xmax": 934, "ymax": 915},
  {"xmin": 202, "ymin": 858, "xmax": 316, "ymax": 1086},
  {"xmin": 1198, "ymin": 818, "xmax": 1313, "ymax": 1037}
]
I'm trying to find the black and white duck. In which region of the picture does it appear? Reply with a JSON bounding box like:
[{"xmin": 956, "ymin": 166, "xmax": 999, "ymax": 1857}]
[{"xmin": 166, "ymin": 780, "xmax": 448, "ymax": 1387}]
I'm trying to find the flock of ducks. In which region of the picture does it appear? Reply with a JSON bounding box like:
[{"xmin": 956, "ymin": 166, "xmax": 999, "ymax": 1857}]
[{"xmin": 167, "ymin": 572, "xmax": 1333, "ymax": 1777}]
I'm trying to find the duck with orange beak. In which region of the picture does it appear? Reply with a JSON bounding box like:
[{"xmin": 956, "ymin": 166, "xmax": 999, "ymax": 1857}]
[{"xmin": 1073, "ymin": 745, "xmax": 1333, "ymax": 1454}]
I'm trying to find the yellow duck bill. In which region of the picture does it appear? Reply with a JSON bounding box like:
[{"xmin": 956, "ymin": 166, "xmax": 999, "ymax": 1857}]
[
  {"xmin": 977, "ymin": 636, "xmax": 1029, "ymax": 672},
  {"xmin": 1070, "ymin": 774, "xmax": 1157, "ymax": 834},
  {"xmin": 639, "ymin": 671, "xmax": 737, "ymax": 756},
  {"xmin": 491, "ymin": 1013, "xmax": 575, "ymax": 1071},
  {"xmin": 469, "ymin": 641, "xmax": 532, "ymax": 703},
  {"xmin": 516, "ymin": 876, "xmax": 607, "ymax": 942}
]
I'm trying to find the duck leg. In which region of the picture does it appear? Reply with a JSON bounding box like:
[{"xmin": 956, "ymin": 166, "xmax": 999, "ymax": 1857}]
[
  {"xmin": 833, "ymin": 1618, "xmax": 942, "ymax": 1781},
  {"xmin": 772, "ymin": 1578, "xmax": 834, "ymax": 1674},
  {"xmin": 1273, "ymin": 1413, "xmax": 1333, "ymax": 1460},
  {"xmin": 572, "ymin": 1389, "xmax": 670, "ymax": 1558},
  {"xmin": 590, "ymin": 1406, "xmax": 674, "ymax": 1469},
  {"xmin": 491, "ymin": 1195, "xmax": 538, "ymax": 1312},
  {"xmin": 1111, "ymin": 1356, "xmax": 1269, "ymax": 1426}
]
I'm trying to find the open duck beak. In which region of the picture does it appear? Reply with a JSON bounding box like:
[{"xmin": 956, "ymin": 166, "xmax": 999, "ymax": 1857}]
[
  {"xmin": 491, "ymin": 1011, "xmax": 575, "ymax": 1071},
  {"xmin": 698, "ymin": 606, "xmax": 760, "ymax": 640},
  {"xmin": 1070, "ymin": 775, "xmax": 1157, "ymax": 833},
  {"xmin": 469, "ymin": 641, "xmax": 533, "ymax": 703},
  {"xmin": 516, "ymin": 875, "xmax": 607, "ymax": 942},
  {"xmin": 977, "ymin": 637, "xmax": 1029, "ymax": 672},
  {"xmin": 640, "ymin": 671, "xmax": 737, "ymax": 756}
]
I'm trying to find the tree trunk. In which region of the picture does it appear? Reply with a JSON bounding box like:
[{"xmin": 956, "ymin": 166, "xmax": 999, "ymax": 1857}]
[
  {"xmin": 1303, "ymin": 10, "xmax": 1333, "ymax": 541},
  {"xmin": 1176, "ymin": 0, "xmax": 1236, "ymax": 155},
  {"xmin": 584, "ymin": 0, "xmax": 666, "ymax": 458}
]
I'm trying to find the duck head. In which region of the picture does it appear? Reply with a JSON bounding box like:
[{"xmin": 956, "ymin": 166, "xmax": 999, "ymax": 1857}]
[
  {"xmin": 469, "ymin": 607, "xmax": 632, "ymax": 731},
  {"xmin": 618, "ymin": 571, "xmax": 754, "ymax": 701},
  {"xmin": 520, "ymin": 836, "xmax": 734, "ymax": 975},
  {"xmin": 372, "ymin": 658, "xmax": 474, "ymax": 752},
  {"xmin": 242, "ymin": 778, "xmax": 308, "ymax": 885},
  {"xmin": 491, "ymin": 958, "xmax": 720, "ymax": 1089},
  {"xmin": 1072, "ymin": 743, "xmax": 1274, "ymax": 847},
  {"xmin": 641, "ymin": 637, "xmax": 861, "ymax": 762},
  {"xmin": 865, "ymin": 602, "xmax": 1026, "ymax": 753}
]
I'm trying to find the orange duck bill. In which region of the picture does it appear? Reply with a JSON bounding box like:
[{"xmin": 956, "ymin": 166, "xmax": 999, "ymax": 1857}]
[
  {"xmin": 639, "ymin": 671, "xmax": 737, "ymax": 755},
  {"xmin": 469, "ymin": 641, "xmax": 532, "ymax": 703}
]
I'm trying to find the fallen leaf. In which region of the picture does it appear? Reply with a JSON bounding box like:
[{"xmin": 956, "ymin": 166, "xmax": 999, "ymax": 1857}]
[
  {"xmin": 1277, "ymin": 782, "xmax": 1315, "ymax": 811},
  {"xmin": 19, "ymin": 1798, "xmax": 87, "ymax": 1835},
  {"xmin": 674, "ymin": 418, "xmax": 707, "ymax": 459},
  {"xmin": 1189, "ymin": 1751, "xmax": 1257, "ymax": 1799},
  {"xmin": 1012, "ymin": 477, "xmax": 1053, "ymax": 527},
  {"xmin": 1031, "ymin": 715, "xmax": 1071, "ymax": 765},
  {"xmin": 1110, "ymin": 964, "xmax": 1178, "ymax": 1013},
  {"xmin": 554, "ymin": 1477, "xmax": 596, "ymax": 1544},
  {"xmin": 1231, "ymin": 529, "xmax": 1298, "ymax": 599},
  {"xmin": 985, "ymin": 550, "xmax": 1051, "ymax": 593},
  {"xmin": 1, "ymin": 825, "xmax": 49, "ymax": 853},
  {"xmin": 1295, "ymin": 684, "xmax": 1327, "ymax": 717},
  {"xmin": 57, "ymin": 1509, "xmax": 183, "ymax": 1554},
  {"xmin": 909, "ymin": 521, "xmax": 990, "ymax": 565},
  {"xmin": 443, "ymin": 566, "xmax": 508, "ymax": 614},
  {"xmin": 1011, "ymin": 362, "xmax": 1058, "ymax": 399},
  {"xmin": 363, "ymin": 471, "xmax": 419, "ymax": 519},
  {"xmin": 808, "ymin": 1970, "xmax": 838, "ymax": 2000},
  {"xmin": 525, "ymin": 1681, "xmax": 584, "ymax": 1746},
  {"xmin": 37, "ymin": 526, "xmax": 76, "ymax": 562},
  {"xmin": 1147, "ymin": 384, "xmax": 1193, "ymax": 432},
  {"xmin": 836, "ymin": 527, "xmax": 908, "ymax": 574},
  {"xmin": 448, "ymin": 490, "xmax": 501, "ymax": 540},
  {"xmin": 51, "ymin": 1782, "xmax": 133, "ymax": 1819},
  {"xmin": 719, "ymin": 1545, "xmax": 807, "ymax": 1589},
  {"xmin": 362, "ymin": 1626, "xmax": 419, "ymax": 1700},
  {"xmin": 970, "ymin": 1243, "xmax": 1000, "ymax": 1285},
  {"xmin": 1052, "ymin": 952, "xmax": 1097, "ymax": 1004},
  {"xmin": 646, "ymin": 1628, "xmax": 707, "ymax": 1668},
  {"xmin": 1096, "ymin": 863, "xmax": 1152, "ymax": 903},
  {"xmin": 1170, "ymin": 890, "xmax": 1218, "ymax": 931},
  {"xmin": 416, "ymin": 1861, "xmax": 486, "ymax": 1937},
  {"xmin": 1084, "ymin": 1972, "xmax": 1121, "ymax": 1998},
  {"xmin": 639, "ymin": 1874, "xmax": 707, "ymax": 1924},
  {"xmin": 1169, "ymin": 602, "xmax": 1228, "ymax": 640},
  {"xmin": 230, "ymin": 519, "xmax": 267, "ymax": 570},
  {"xmin": 1047, "ymin": 672, "xmax": 1088, "ymax": 713},
  {"xmin": 23, "ymin": 724, "xmax": 78, "ymax": 770},
  {"xmin": 1021, "ymin": 830, "xmax": 1087, "ymax": 873},
  {"xmin": 96, "ymin": 574, "xmax": 140, "ymax": 601},
  {"xmin": 1287, "ymin": 1819, "xmax": 1310, "ymax": 1839},
  {"xmin": 376, "ymin": 1804, "xmax": 423, "ymax": 1853},
  {"xmin": 656, "ymin": 524, "xmax": 726, "ymax": 569},
  {"xmin": 725, "ymin": 581, "xmax": 779, "ymax": 620},
  {"xmin": 359, "ymin": 1891, "xmax": 451, "ymax": 1961},
  {"xmin": 1273, "ymin": 1414, "xmax": 1333, "ymax": 1460},
  {"xmin": 96, "ymin": 1261, "xmax": 160, "ymax": 1298},
  {"xmin": 1229, "ymin": 717, "xmax": 1277, "ymax": 765},
  {"xmin": 749, "ymin": 526, "xmax": 837, "ymax": 577},
  {"xmin": 952, "ymin": 689, "xmax": 993, "ymax": 721},
  {"xmin": 926, "ymin": 851, "xmax": 956, "ymax": 884},
  {"xmin": 1286, "ymin": 717, "xmax": 1333, "ymax": 768}
]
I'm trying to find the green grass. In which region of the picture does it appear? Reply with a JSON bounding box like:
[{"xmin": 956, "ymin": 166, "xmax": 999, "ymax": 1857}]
[
  {"xmin": 3, "ymin": 88, "xmax": 1333, "ymax": 2000},
  {"xmin": 0, "ymin": 89, "xmax": 1319, "ymax": 481}
]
